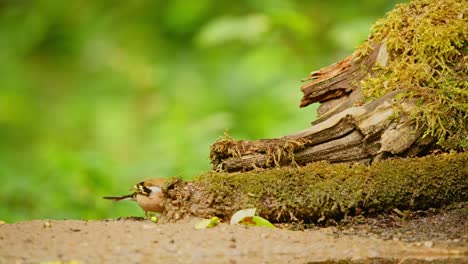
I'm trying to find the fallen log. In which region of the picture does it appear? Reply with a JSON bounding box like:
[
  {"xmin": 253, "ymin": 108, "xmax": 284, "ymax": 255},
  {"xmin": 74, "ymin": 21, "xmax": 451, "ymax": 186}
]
[{"xmin": 163, "ymin": 152, "xmax": 467, "ymax": 223}]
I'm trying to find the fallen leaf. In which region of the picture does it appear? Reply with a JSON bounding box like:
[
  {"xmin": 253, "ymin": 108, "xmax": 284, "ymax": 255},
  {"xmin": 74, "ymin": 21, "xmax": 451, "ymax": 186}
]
[
  {"xmin": 238, "ymin": 216, "xmax": 275, "ymax": 228},
  {"xmin": 239, "ymin": 216, "xmax": 255, "ymax": 226},
  {"xmin": 230, "ymin": 208, "xmax": 256, "ymax": 225},
  {"xmin": 231, "ymin": 208, "xmax": 275, "ymax": 228},
  {"xmin": 251, "ymin": 216, "xmax": 275, "ymax": 228}
]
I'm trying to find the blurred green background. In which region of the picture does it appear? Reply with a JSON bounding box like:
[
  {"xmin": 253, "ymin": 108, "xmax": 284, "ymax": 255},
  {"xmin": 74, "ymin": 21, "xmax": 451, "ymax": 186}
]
[{"xmin": 0, "ymin": 0, "xmax": 406, "ymax": 222}]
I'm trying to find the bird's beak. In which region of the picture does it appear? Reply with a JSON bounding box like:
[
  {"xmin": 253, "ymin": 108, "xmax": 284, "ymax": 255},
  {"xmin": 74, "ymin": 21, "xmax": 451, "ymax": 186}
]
[{"xmin": 130, "ymin": 185, "xmax": 139, "ymax": 192}]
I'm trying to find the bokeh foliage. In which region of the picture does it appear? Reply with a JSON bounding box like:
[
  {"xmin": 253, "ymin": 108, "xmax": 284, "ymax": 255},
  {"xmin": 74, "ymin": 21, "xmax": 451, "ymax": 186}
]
[{"xmin": 0, "ymin": 0, "xmax": 405, "ymax": 221}]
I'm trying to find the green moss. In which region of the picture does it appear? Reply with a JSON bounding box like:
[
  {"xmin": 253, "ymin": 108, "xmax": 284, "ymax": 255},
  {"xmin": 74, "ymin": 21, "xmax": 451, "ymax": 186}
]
[
  {"xmin": 195, "ymin": 152, "xmax": 467, "ymax": 223},
  {"xmin": 356, "ymin": 0, "xmax": 467, "ymax": 149}
]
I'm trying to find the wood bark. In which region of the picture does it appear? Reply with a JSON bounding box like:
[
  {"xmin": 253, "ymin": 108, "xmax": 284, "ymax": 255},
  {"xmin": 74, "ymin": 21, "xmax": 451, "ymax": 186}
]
[{"xmin": 210, "ymin": 44, "xmax": 435, "ymax": 172}]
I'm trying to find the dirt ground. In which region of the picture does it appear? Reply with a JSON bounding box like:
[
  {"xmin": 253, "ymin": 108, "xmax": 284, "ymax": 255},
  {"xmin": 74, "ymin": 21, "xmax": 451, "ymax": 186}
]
[{"xmin": 0, "ymin": 205, "xmax": 466, "ymax": 264}]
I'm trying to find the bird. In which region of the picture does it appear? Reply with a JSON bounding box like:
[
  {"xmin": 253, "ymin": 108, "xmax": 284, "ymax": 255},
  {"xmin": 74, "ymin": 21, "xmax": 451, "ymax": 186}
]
[{"xmin": 103, "ymin": 178, "xmax": 167, "ymax": 216}]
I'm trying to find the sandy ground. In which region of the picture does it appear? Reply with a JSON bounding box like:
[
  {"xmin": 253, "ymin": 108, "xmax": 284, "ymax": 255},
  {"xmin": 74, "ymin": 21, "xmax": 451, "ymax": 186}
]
[{"xmin": 0, "ymin": 208, "xmax": 466, "ymax": 264}]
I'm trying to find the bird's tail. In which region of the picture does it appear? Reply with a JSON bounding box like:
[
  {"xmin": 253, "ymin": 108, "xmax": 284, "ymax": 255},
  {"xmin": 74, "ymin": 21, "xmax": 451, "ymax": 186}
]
[{"xmin": 103, "ymin": 193, "xmax": 135, "ymax": 201}]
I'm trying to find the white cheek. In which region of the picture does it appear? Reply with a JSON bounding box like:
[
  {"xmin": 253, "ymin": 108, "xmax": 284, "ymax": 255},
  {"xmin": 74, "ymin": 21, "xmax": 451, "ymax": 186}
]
[{"xmin": 148, "ymin": 186, "xmax": 162, "ymax": 196}]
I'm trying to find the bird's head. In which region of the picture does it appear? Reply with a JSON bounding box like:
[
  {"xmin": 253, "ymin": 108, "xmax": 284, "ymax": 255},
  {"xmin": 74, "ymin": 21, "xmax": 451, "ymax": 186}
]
[{"xmin": 130, "ymin": 178, "xmax": 167, "ymax": 196}]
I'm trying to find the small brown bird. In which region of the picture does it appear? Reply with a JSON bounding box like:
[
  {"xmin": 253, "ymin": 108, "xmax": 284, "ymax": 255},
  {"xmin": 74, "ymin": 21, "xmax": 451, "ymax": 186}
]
[{"xmin": 103, "ymin": 178, "xmax": 167, "ymax": 216}]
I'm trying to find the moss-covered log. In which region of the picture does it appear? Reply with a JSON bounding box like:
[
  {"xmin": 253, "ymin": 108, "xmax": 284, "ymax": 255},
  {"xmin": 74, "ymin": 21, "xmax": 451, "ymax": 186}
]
[
  {"xmin": 209, "ymin": 0, "xmax": 467, "ymax": 172},
  {"xmin": 163, "ymin": 152, "xmax": 467, "ymax": 223}
]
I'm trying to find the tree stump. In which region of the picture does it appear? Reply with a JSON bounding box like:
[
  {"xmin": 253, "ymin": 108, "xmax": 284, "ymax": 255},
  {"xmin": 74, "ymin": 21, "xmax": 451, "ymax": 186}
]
[{"xmin": 210, "ymin": 0, "xmax": 467, "ymax": 172}]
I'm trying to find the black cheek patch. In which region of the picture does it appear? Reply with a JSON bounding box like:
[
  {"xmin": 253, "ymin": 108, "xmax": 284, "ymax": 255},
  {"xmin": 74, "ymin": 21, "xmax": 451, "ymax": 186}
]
[
  {"xmin": 143, "ymin": 186, "xmax": 151, "ymax": 195},
  {"xmin": 137, "ymin": 183, "xmax": 151, "ymax": 195}
]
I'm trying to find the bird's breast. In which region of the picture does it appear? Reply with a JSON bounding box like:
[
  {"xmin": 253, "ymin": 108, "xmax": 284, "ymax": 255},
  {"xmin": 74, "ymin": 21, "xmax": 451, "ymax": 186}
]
[{"xmin": 135, "ymin": 192, "xmax": 164, "ymax": 213}]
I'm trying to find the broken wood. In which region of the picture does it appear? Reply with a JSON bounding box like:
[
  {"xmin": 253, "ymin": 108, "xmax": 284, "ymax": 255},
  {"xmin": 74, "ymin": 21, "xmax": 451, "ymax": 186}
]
[
  {"xmin": 210, "ymin": 0, "xmax": 467, "ymax": 172},
  {"xmin": 210, "ymin": 44, "xmax": 433, "ymax": 172}
]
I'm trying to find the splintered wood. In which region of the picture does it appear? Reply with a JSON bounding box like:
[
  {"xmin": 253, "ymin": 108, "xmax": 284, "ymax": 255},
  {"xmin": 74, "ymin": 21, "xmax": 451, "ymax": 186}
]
[{"xmin": 210, "ymin": 44, "xmax": 434, "ymax": 172}]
